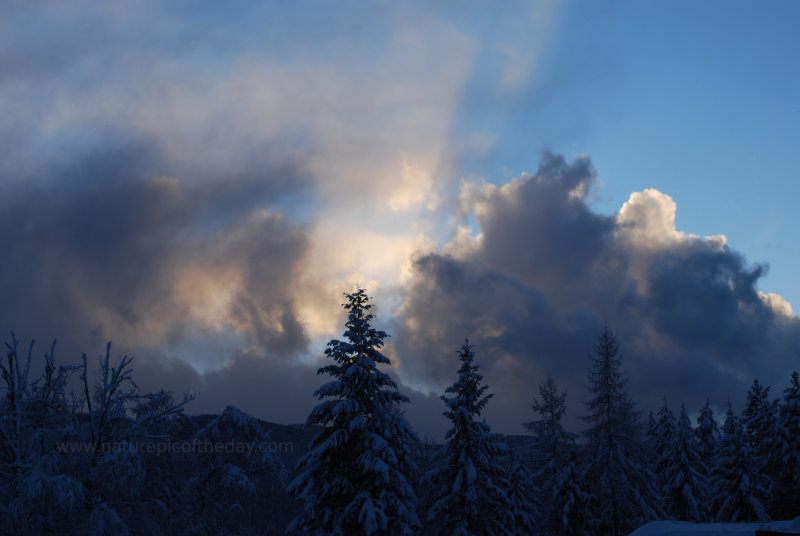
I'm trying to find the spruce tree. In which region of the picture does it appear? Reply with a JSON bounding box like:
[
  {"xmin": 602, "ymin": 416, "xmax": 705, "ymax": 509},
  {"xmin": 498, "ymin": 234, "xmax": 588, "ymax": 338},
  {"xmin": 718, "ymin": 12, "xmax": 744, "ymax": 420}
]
[
  {"xmin": 774, "ymin": 371, "xmax": 800, "ymax": 519},
  {"xmin": 645, "ymin": 411, "xmax": 658, "ymax": 451},
  {"xmin": 189, "ymin": 405, "xmax": 285, "ymax": 534},
  {"xmin": 523, "ymin": 376, "xmax": 575, "ymax": 535},
  {"xmin": 506, "ymin": 457, "xmax": 539, "ymax": 536},
  {"xmin": 287, "ymin": 287, "xmax": 419, "ymax": 536},
  {"xmin": 742, "ymin": 379, "xmax": 778, "ymax": 502},
  {"xmin": 651, "ymin": 397, "xmax": 676, "ymax": 495},
  {"xmin": 695, "ymin": 399, "xmax": 719, "ymax": 471},
  {"xmin": 549, "ymin": 451, "xmax": 590, "ymax": 536},
  {"xmin": 426, "ymin": 340, "xmax": 516, "ymax": 536},
  {"xmin": 582, "ymin": 326, "xmax": 659, "ymax": 536},
  {"xmin": 694, "ymin": 398, "xmax": 719, "ymax": 521},
  {"xmin": 711, "ymin": 404, "xmax": 769, "ymax": 522},
  {"xmin": 743, "ymin": 380, "xmax": 776, "ymax": 449},
  {"xmin": 662, "ymin": 404, "xmax": 708, "ymax": 521}
]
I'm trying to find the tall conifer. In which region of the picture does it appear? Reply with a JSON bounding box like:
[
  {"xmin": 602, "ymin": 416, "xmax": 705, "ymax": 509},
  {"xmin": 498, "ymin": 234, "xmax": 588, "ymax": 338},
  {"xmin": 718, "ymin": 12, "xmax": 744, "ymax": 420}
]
[
  {"xmin": 287, "ymin": 288, "xmax": 419, "ymax": 536},
  {"xmin": 582, "ymin": 326, "xmax": 659, "ymax": 536}
]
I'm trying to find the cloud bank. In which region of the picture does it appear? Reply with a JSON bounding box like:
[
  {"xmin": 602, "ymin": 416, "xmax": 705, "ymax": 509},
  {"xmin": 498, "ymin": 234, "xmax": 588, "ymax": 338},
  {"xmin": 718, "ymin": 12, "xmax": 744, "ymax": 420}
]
[
  {"xmin": 394, "ymin": 152, "xmax": 800, "ymax": 434},
  {"xmin": 1, "ymin": 2, "xmax": 798, "ymax": 437}
]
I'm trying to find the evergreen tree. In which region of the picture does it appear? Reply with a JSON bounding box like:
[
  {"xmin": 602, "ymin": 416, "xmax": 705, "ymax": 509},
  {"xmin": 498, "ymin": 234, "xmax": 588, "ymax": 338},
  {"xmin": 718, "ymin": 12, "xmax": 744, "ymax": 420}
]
[
  {"xmin": 645, "ymin": 411, "xmax": 658, "ymax": 451},
  {"xmin": 711, "ymin": 404, "xmax": 769, "ymax": 522},
  {"xmin": 506, "ymin": 457, "xmax": 539, "ymax": 536},
  {"xmin": 582, "ymin": 326, "xmax": 659, "ymax": 536},
  {"xmin": 523, "ymin": 376, "xmax": 574, "ymax": 535},
  {"xmin": 742, "ymin": 379, "xmax": 778, "ymax": 501},
  {"xmin": 662, "ymin": 404, "xmax": 708, "ymax": 521},
  {"xmin": 549, "ymin": 451, "xmax": 590, "ymax": 536},
  {"xmin": 426, "ymin": 340, "xmax": 516, "ymax": 536},
  {"xmin": 189, "ymin": 405, "xmax": 285, "ymax": 535},
  {"xmin": 651, "ymin": 397, "xmax": 676, "ymax": 496},
  {"xmin": 694, "ymin": 399, "xmax": 720, "ymax": 472},
  {"xmin": 743, "ymin": 380, "xmax": 776, "ymax": 448},
  {"xmin": 694, "ymin": 398, "xmax": 719, "ymax": 521},
  {"xmin": 774, "ymin": 371, "xmax": 800, "ymax": 519},
  {"xmin": 287, "ymin": 287, "xmax": 419, "ymax": 536},
  {"xmin": 525, "ymin": 376, "xmax": 574, "ymax": 465}
]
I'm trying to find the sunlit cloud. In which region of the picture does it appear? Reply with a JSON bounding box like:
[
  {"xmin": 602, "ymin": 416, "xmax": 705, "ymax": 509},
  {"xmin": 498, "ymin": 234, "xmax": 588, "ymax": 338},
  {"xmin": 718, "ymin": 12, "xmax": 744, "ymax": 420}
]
[
  {"xmin": 758, "ymin": 291, "xmax": 794, "ymax": 317},
  {"xmin": 395, "ymin": 153, "xmax": 800, "ymax": 433},
  {"xmin": 1, "ymin": 1, "xmax": 797, "ymax": 439}
]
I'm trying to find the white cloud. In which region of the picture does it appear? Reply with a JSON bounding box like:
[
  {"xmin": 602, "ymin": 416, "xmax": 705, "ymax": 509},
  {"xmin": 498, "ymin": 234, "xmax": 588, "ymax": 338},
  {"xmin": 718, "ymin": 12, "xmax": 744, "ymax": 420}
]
[
  {"xmin": 758, "ymin": 290, "xmax": 794, "ymax": 317},
  {"xmin": 616, "ymin": 188, "xmax": 688, "ymax": 248},
  {"xmin": 617, "ymin": 188, "xmax": 729, "ymax": 251},
  {"xmin": 611, "ymin": 188, "xmax": 733, "ymax": 296}
]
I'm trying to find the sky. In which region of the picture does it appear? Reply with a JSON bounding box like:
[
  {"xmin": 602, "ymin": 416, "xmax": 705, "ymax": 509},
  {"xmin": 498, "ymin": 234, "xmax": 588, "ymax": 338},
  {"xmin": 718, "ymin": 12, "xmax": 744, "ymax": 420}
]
[{"xmin": 1, "ymin": 0, "xmax": 799, "ymax": 439}]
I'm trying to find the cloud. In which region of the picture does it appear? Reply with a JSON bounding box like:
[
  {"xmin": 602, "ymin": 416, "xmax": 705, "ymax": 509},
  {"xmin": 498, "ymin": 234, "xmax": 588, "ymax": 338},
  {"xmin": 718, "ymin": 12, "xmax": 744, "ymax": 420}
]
[
  {"xmin": 617, "ymin": 188, "xmax": 689, "ymax": 248},
  {"xmin": 2, "ymin": 2, "xmax": 797, "ymax": 441},
  {"xmin": 395, "ymin": 152, "xmax": 800, "ymax": 435},
  {"xmin": 759, "ymin": 291, "xmax": 794, "ymax": 317},
  {"xmin": 0, "ymin": 1, "xmax": 565, "ymax": 349},
  {"xmin": 0, "ymin": 1, "xmax": 484, "ymax": 418},
  {"xmin": 0, "ymin": 138, "xmax": 311, "ymax": 377}
]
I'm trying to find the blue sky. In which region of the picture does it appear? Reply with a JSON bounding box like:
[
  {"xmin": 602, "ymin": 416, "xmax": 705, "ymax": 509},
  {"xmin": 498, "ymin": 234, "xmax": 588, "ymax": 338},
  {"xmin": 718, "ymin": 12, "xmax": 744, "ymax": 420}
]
[{"xmin": 1, "ymin": 0, "xmax": 798, "ymax": 435}]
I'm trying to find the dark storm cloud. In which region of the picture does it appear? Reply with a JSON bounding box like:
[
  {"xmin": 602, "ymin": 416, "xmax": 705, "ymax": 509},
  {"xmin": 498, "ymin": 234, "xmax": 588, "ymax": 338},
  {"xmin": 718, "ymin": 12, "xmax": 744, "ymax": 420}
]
[
  {"xmin": 0, "ymin": 0, "xmax": 480, "ymax": 428},
  {"xmin": 396, "ymin": 152, "xmax": 800, "ymax": 434},
  {"xmin": 466, "ymin": 152, "xmax": 632, "ymax": 309},
  {"xmin": 0, "ymin": 137, "xmax": 314, "ymax": 412}
]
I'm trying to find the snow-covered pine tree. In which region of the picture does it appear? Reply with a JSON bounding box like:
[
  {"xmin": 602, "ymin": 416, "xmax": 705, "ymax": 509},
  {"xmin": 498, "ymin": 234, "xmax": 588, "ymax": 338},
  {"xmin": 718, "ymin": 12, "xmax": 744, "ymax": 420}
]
[
  {"xmin": 694, "ymin": 398, "xmax": 719, "ymax": 521},
  {"xmin": 644, "ymin": 410, "xmax": 659, "ymax": 476},
  {"xmin": 190, "ymin": 405, "xmax": 285, "ymax": 535},
  {"xmin": 523, "ymin": 376, "xmax": 575, "ymax": 535},
  {"xmin": 549, "ymin": 451, "xmax": 590, "ymax": 536},
  {"xmin": 662, "ymin": 404, "xmax": 708, "ymax": 521},
  {"xmin": 426, "ymin": 339, "xmax": 515, "ymax": 536},
  {"xmin": 582, "ymin": 326, "xmax": 660, "ymax": 536},
  {"xmin": 651, "ymin": 397, "xmax": 676, "ymax": 499},
  {"xmin": 506, "ymin": 456, "xmax": 539, "ymax": 536},
  {"xmin": 773, "ymin": 371, "xmax": 800, "ymax": 519},
  {"xmin": 287, "ymin": 287, "xmax": 419, "ymax": 536},
  {"xmin": 645, "ymin": 411, "xmax": 658, "ymax": 451},
  {"xmin": 742, "ymin": 379, "xmax": 778, "ymax": 505},
  {"xmin": 711, "ymin": 404, "xmax": 769, "ymax": 522},
  {"xmin": 743, "ymin": 380, "xmax": 776, "ymax": 446},
  {"xmin": 694, "ymin": 399, "xmax": 719, "ymax": 470}
]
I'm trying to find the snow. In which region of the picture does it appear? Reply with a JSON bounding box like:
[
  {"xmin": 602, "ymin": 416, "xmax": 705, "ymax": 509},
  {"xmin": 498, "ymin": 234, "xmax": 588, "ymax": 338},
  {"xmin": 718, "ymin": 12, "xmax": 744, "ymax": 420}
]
[
  {"xmin": 629, "ymin": 518, "xmax": 800, "ymax": 536},
  {"xmin": 287, "ymin": 287, "xmax": 420, "ymax": 535}
]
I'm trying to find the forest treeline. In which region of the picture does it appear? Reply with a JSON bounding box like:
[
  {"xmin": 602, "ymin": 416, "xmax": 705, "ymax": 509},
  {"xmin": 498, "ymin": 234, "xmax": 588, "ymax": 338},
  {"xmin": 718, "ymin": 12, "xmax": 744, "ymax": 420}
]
[{"xmin": 1, "ymin": 287, "xmax": 798, "ymax": 536}]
